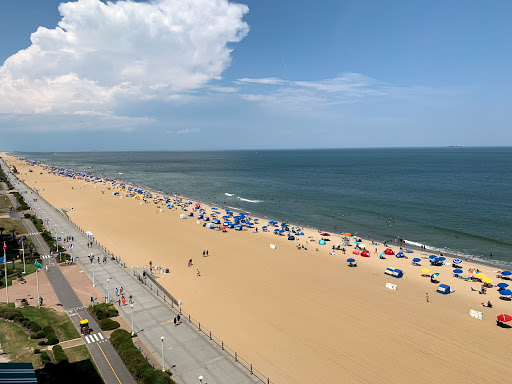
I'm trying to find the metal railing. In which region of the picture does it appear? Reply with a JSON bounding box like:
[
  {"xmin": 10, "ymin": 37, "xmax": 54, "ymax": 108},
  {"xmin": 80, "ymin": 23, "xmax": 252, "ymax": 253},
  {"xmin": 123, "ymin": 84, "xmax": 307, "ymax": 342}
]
[{"xmin": 133, "ymin": 269, "xmax": 273, "ymax": 384}]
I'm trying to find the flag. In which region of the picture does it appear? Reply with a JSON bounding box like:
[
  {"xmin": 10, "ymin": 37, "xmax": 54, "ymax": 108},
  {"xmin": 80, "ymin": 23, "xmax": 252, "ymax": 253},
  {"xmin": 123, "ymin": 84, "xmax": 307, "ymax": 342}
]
[
  {"xmin": 69, "ymin": 244, "xmax": 74, "ymax": 249},
  {"xmin": 34, "ymin": 261, "xmax": 42, "ymax": 269},
  {"xmin": 0, "ymin": 256, "xmax": 4, "ymax": 263}
]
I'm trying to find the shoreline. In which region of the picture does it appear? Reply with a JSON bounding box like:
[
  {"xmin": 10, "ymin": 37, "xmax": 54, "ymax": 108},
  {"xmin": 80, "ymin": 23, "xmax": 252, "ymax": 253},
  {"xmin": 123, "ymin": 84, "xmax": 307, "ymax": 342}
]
[
  {"xmin": 4, "ymin": 152, "xmax": 512, "ymax": 384},
  {"xmin": 10, "ymin": 152, "xmax": 508, "ymax": 269}
]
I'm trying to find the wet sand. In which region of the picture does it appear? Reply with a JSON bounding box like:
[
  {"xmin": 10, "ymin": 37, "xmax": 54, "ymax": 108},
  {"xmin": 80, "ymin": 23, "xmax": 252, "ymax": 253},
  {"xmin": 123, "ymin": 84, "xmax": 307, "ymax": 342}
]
[{"xmin": 3, "ymin": 153, "xmax": 512, "ymax": 384}]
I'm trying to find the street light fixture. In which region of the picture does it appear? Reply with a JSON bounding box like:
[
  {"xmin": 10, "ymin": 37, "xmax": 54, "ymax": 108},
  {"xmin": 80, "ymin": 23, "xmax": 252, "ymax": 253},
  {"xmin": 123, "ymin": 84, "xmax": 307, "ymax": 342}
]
[
  {"xmin": 92, "ymin": 263, "xmax": 95, "ymax": 287},
  {"xmin": 199, "ymin": 376, "xmax": 203, "ymax": 383},
  {"xmin": 106, "ymin": 278, "xmax": 110, "ymax": 302},
  {"xmin": 130, "ymin": 304, "xmax": 134, "ymax": 336},
  {"xmin": 161, "ymin": 336, "xmax": 165, "ymax": 372}
]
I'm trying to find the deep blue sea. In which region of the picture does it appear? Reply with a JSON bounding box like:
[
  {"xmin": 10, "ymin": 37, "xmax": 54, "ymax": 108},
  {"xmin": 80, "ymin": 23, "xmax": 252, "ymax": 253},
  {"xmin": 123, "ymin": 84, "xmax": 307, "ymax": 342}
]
[{"xmin": 16, "ymin": 148, "xmax": 512, "ymax": 265}]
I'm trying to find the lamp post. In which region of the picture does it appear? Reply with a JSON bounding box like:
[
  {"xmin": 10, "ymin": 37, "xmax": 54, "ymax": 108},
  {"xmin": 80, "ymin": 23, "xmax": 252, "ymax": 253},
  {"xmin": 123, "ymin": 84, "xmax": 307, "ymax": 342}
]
[
  {"xmin": 130, "ymin": 304, "xmax": 134, "ymax": 336},
  {"xmin": 161, "ymin": 336, "xmax": 165, "ymax": 372},
  {"xmin": 106, "ymin": 278, "xmax": 110, "ymax": 302},
  {"xmin": 3, "ymin": 242, "xmax": 8, "ymax": 304},
  {"xmin": 21, "ymin": 236, "xmax": 26, "ymax": 274},
  {"xmin": 92, "ymin": 263, "xmax": 95, "ymax": 287},
  {"xmin": 199, "ymin": 376, "xmax": 203, "ymax": 383}
]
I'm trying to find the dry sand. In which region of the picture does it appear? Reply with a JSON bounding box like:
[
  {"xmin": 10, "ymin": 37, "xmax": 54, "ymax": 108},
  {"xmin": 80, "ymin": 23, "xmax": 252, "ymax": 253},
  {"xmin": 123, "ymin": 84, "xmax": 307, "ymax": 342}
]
[{"xmin": 3, "ymin": 153, "xmax": 512, "ymax": 384}]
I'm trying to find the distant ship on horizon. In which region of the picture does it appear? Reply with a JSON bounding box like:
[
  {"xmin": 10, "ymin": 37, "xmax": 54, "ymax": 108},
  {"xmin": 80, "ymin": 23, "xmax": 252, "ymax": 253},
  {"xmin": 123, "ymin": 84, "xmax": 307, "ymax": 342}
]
[{"xmin": 447, "ymin": 145, "xmax": 463, "ymax": 148}]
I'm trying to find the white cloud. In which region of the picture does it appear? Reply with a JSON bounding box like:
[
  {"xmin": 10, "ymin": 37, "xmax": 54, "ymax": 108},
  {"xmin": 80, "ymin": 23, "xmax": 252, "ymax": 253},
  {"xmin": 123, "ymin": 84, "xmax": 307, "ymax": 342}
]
[
  {"xmin": 176, "ymin": 127, "xmax": 200, "ymax": 135},
  {"xmin": 0, "ymin": 0, "xmax": 249, "ymax": 116},
  {"xmin": 239, "ymin": 73, "xmax": 386, "ymax": 113}
]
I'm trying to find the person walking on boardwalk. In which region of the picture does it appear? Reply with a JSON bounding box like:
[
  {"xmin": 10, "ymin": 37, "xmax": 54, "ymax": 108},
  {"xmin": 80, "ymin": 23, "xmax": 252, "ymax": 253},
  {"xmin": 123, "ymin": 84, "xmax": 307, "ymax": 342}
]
[
  {"xmin": 122, "ymin": 296, "xmax": 126, "ymax": 306},
  {"xmin": 174, "ymin": 317, "xmax": 177, "ymax": 326},
  {"xmin": 177, "ymin": 314, "xmax": 181, "ymax": 324}
]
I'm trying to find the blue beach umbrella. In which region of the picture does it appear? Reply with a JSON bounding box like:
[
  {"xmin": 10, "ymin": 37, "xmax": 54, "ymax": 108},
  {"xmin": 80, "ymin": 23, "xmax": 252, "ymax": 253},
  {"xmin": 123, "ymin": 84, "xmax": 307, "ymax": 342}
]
[
  {"xmin": 396, "ymin": 252, "xmax": 405, "ymax": 258},
  {"xmin": 437, "ymin": 257, "xmax": 446, "ymax": 261},
  {"xmin": 501, "ymin": 271, "xmax": 512, "ymax": 276},
  {"xmin": 274, "ymin": 228, "xmax": 280, "ymax": 232},
  {"xmin": 453, "ymin": 269, "xmax": 463, "ymax": 274},
  {"xmin": 281, "ymin": 222, "xmax": 287, "ymax": 227},
  {"xmin": 262, "ymin": 226, "xmax": 267, "ymax": 229},
  {"xmin": 452, "ymin": 259, "xmax": 463, "ymax": 265},
  {"xmin": 497, "ymin": 283, "xmax": 509, "ymax": 289},
  {"xmin": 429, "ymin": 255, "xmax": 437, "ymax": 259},
  {"xmin": 347, "ymin": 258, "xmax": 355, "ymax": 263},
  {"xmin": 412, "ymin": 258, "xmax": 421, "ymax": 262},
  {"xmin": 499, "ymin": 289, "xmax": 512, "ymax": 296},
  {"xmin": 431, "ymin": 273, "xmax": 440, "ymax": 279}
]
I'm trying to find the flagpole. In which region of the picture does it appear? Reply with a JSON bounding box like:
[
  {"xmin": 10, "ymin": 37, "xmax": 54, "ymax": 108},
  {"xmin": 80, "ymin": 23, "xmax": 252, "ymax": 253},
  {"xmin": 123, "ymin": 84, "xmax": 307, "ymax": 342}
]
[
  {"xmin": 36, "ymin": 267, "xmax": 40, "ymax": 309},
  {"xmin": 3, "ymin": 243, "xmax": 8, "ymax": 304}
]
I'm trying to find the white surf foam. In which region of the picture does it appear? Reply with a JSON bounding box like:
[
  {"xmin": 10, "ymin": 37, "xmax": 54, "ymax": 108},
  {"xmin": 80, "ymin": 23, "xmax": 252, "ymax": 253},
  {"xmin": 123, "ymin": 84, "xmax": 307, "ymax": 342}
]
[
  {"xmin": 225, "ymin": 193, "xmax": 235, "ymax": 196},
  {"xmin": 238, "ymin": 197, "xmax": 262, "ymax": 203}
]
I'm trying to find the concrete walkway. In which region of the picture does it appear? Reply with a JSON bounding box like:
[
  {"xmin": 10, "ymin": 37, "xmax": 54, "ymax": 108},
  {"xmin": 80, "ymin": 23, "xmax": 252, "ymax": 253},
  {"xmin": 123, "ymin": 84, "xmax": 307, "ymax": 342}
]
[{"xmin": 1, "ymin": 160, "xmax": 265, "ymax": 384}]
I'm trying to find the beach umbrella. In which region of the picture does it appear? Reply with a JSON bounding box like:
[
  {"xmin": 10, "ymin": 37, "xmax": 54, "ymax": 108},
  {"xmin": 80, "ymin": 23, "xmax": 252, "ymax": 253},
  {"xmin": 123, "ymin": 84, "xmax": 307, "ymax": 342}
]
[
  {"xmin": 396, "ymin": 252, "xmax": 405, "ymax": 258},
  {"xmin": 274, "ymin": 228, "xmax": 280, "ymax": 232},
  {"xmin": 281, "ymin": 222, "xmax": 288, "ymax": 227},
  {"xmin": 452, "ymin": 259, "xmax": 463, "ymax": 265},
  {"xmin": 384, "ymin": 248, "xmax": 395, "ymax": 255},
  {"xmin": 361, "ymin": 250, "xmax": 370, "ymax": 257},
  {"xmin": 195, "ymin": 203, "xmax": 201, "ymax": 206},
  {"xmin": 497, "ymin": 283, "xmax": 509, "ymax": 289},
  {"xmin": 437, "ymin": 257, "xmax": 446, "ymax": 261},
  {"xmin": 501, "ymin": 271, "xmax": 512, "ymax": 276},
  {"xmin": 453, "ymin": 269, "xmax": 464, "ymax": 274},
  {"xmin": 262, "ymin": 226, "xmax": 268, "ymax": 229},
  {"xmin": 429, "ymin": 255, "xmax": 437, "ymax": 259},
  {"xmin": 421, "ymin": 268, "xmax": 431, "ymax": 274},
  {"xmin": 477, "ymin": 274, "xmax": 487, "ymax": 279},
  {"xmin": 347, "ymin": 258, "xmax": 355, "ymax": 263},
  {"xmin": 499, "ymin": 289, "xmax": 512, "ymax": 296},
  {"xmin": 482, "ymin": 278, "xmax": 493, "ymax": 284},
  {"xmin": 320, "ymin": 233, "xmax": 331, "ymax": 237},
  {"xmin": 342, "ymin": 233, "xmax": 351, "ymax": 237},
  {"xmin": 431, "ymin": 273, "xmax": 440, "ymax": 279},
  {"xmin": 412, "ymin": 258, "xmax": 421, "ymax": 263},
  {"xmin": 497, "ymin": 314, "xmax": 512, "ymax": 322}
]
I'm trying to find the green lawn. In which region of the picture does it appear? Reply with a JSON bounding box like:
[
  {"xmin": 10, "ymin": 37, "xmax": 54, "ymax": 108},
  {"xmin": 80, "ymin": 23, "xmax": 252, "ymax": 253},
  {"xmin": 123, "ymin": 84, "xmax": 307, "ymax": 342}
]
[
  {"xmin": 20, "ymin": 306, "xmax": 80, "ymax": 341},
  {"xmin": 0, "ymin": 195, "xmax": 11, "ymax": 213},
  {"xmin": 3, "ymin": 262, "xmax": 37, "ymax": 287},
  {"xmin": 0, "ymin": 218, "xmax": 27, "ymax": 236},
  {"xmin": 0, "ymin": 320, "xmax": 41, "ymax": 368}
]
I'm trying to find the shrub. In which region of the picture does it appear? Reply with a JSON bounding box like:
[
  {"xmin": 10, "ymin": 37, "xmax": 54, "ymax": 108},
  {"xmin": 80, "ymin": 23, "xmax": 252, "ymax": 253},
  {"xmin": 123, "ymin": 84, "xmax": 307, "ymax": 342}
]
[
  {"xmin": 38, "ymin": 341, "xmax": 46, "ymax": 346},
  {"xmin": 40, "ymin": 351, "xmax": 51, "ymax": 365},
  {"xmin": 34, "ymin": 348, "xmax": 41, "ymax": 354},
  {"xmin": 90, "ymin": 303, "xmax": 118, "ymax": 320},
  {"xmin": 25, "ymin": 320, "xmax": 42, "ymax": 333},
  {"xmin": 52, "ymin": 345, "xmax": 68, "ymax": 364},
  {"xmin": 110, "ymin": 329, "xmax": 131, "ymax": 349},
  {"xmin": 30, "ymin": 330, "xmax": 45, "ymax": 339},
  {"xmin": 110, "ymin": 329, "xmax": 153, "ymax": 379},
  {"xmin": 24, "ymin": 213, "xmax": 31, "ymax": 219},
  {"xmin": 43, "ymin": 325, "xmax": 59, "ymax": 345},
  {"xmin": 99, "ymin": 318, "xmax": 120, "ymax": 331},
  {"xmin": 142, "ymin": 369, "xmax": 173, "ymax": 384}
]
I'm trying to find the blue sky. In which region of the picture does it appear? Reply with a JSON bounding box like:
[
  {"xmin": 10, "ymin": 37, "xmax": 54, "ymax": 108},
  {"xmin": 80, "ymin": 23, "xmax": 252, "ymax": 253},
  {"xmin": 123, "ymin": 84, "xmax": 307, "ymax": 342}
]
[{"xmin": 0, "ymin": 0, "xmax": 511, "ymax": 150}]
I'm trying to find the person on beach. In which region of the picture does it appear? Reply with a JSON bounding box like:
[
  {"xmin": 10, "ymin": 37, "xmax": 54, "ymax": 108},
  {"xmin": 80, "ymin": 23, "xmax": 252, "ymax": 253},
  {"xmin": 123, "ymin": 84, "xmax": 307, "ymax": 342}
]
[
  {"xmin": 188, "ymin": 259, "xmax": 193, "ymax": 267},
  {"xmin": 426, "ymin": 293, "xmax": 429, "ymax": 303},
  {"xmin": 203, "ymin": 250, "xmax": 205, "ymax": 257},
  {"xmin": 197, "ymin": 269, "xmax": 201, "ymax": 276}
]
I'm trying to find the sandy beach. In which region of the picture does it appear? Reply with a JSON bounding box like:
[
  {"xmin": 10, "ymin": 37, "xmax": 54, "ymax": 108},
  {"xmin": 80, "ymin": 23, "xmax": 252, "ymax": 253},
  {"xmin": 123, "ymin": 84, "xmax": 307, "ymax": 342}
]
[{"xmin": 3, "ymin": 152, "xmax": 512, "ymax": 384}]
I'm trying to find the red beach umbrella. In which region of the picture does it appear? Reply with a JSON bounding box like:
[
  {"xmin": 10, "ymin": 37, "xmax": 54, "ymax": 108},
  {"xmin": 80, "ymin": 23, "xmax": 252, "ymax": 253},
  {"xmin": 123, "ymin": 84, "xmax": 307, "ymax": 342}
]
[
  {"xmin": 384, "ymin": 248, "xmax": 395, "ymax": 255},
  {"xmin": 195, "ymin": 203, "xmax": 201, "ymax": 206},
  {"xmin": 497, "ymin": 314, "xmax": 512, "ymax": 322},
  {"xmin": 320, "ymin": 233, "xmax": 331, "ymax": 237},
  {"xmin": 361, "ymin": 250, "xmax": 370, "ymax": 257}
]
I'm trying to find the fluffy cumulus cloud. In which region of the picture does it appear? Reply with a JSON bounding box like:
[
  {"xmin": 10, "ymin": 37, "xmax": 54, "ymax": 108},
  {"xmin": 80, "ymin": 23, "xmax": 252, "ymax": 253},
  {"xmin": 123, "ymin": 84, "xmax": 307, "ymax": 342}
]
[{"xmin": 0, "ymin": 0, "xmax": 249, "ymax": 115}]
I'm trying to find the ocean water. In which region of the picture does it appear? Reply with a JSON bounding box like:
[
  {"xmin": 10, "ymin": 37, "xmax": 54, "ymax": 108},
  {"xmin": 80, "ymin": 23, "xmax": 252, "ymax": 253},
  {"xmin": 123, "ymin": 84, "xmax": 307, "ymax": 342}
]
[{"xmin": 16, "ymin": 148, "xmax": 512, "ymax": 265}]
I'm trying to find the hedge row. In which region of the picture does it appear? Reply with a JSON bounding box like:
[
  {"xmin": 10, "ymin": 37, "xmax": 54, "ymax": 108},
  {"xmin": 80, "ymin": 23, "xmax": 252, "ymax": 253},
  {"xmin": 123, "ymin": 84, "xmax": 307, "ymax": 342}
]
[
  {"xmin": 89, "ymin": 303, "xmax": 119, "ymax": 320},
  {"xmin": 110, "ymin": 329, "xmax": 174, "ymax": 384},
  {"xmin": 40, "ymin": 351, "xmax": 51, "ymax": 365},
  {"xmin": 0, "ymin": 306, "xmax": 43, "ymax": 339},
  {"xmin": 12, "ymin": 191, "xmax": 29, "ymax": 211},
  {"xmin": 52, "ymin": 345, "xmax": 69, "ymax": 364},
  {"xmin": 42, "ymin": 325, "xmax": 59, "ymax": 345},
  {"xmin": 99, "ymin": 318, "xmax": 120, "ymax": 331}
]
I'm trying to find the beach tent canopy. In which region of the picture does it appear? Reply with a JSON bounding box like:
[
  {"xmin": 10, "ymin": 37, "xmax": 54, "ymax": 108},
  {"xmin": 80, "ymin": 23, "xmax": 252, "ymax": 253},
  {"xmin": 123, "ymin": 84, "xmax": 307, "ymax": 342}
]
[
  {"xmin": 384, "ymin": 268, "xmax": 403, "ymax": 278},
  {"xmin": 437, "ymin": 284, "xmax": 451, "ymax": 295},
  {"xmin": 319, "ymin": 240, "xmax": 326, "ymax": 245},
  {"xmin": 360, "ymin": 250, "xmax": 370, "ymax": 257},
  {"xmin": 384, "ymin": 248, "xmax": 395, "ymax": 255}
]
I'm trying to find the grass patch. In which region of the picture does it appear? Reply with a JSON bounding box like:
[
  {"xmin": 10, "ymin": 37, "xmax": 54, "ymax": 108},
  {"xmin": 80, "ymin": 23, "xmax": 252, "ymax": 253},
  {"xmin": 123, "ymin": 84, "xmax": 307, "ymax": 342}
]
[
  {"xmin": 0, "ymin": 320, "xmax": 41, "ymax": 368},
  {"xmin": 0, "ymin": 218, "xmax": 27, "ymax": 237},
  {"xmin": 19, "ymin": 306, "xmax": 80, "ymax": 342},
  {"xmin": 65, "ymin": 344, "xmax": 90, "ymax": 363},
  {"xmin": 0, "ymin": 260, "xmax": 38, "ymax": 287},
  {"xmin": 0, "ymin": 195, "xmax": 10, "ymax": 213}
]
